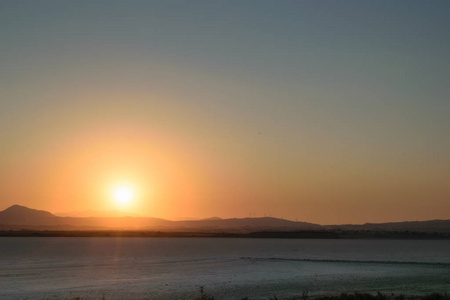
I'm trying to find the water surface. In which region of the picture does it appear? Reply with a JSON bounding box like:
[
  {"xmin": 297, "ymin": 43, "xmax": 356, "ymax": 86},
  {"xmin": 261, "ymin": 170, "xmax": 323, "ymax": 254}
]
[{"xmin": 0, "ymin": 238, "xmax": 449, "ymax": 299}]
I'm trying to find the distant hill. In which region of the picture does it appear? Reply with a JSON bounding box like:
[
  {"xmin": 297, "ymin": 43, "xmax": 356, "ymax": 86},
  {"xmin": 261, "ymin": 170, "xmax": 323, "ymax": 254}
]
[
  {"xmin": 174, "ymin": 217, "xmax": 322, "ymax": 231},
  {"xmin": 0, "ymin": 205, "xmax": 449, "ymax": 233},
  {"xmin": 327, "ymin": 220, "xmax": 450, "ymax": 233},
  {"xmin": 0, "ymin": 204, "xmax": 321, "ymax": 231},
  {"xmin": 201, "ymin": 217, "xmax": 223, "ymax": 221},
  {"xmin": 0, "ymin": 205, "xmax": 60, "ymax": 226}
]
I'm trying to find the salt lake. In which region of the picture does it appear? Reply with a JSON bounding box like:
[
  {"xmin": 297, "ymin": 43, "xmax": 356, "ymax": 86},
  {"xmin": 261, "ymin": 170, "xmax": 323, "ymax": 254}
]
[{"xmin": 0, "ymin": 238, "xmax": 449, "ymax": 299}]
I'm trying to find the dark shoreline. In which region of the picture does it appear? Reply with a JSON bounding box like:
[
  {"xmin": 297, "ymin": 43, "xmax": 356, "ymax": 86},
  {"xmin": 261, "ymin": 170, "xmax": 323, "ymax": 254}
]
[
  {"xmin": 192, "ymin": 291, "xmax": 450, "ymax": 300},
  {"xmin": 62, "ymin": 291, "xmax": 450, "ymax": 300},
  {"xmin": 0, "ymin": 229, "xmax": 448, "ymax": 239}
]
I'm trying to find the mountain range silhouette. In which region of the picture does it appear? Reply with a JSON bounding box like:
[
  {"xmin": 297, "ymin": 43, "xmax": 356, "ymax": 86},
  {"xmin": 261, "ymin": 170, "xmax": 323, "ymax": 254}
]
[{"xmin": 0, "ymin": 204, "xmax": 449, "ymax": 233}]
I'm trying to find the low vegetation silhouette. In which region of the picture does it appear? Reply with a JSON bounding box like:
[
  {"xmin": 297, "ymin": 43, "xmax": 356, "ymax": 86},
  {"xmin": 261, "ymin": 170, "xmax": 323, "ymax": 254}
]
[{"xmin": 62, "ymin": 291, "xmax": 449, "ymax": 300}]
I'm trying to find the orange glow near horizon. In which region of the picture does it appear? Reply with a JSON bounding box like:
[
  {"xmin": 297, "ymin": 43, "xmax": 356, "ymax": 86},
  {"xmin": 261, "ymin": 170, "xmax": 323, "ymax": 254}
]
[
  {"xmin": 0, "ymin": 83, "xmax": 448, "ymax": 224},
  {"xmin": 1, "ymin": 116, "xmax": 450, "ymax": 224}
]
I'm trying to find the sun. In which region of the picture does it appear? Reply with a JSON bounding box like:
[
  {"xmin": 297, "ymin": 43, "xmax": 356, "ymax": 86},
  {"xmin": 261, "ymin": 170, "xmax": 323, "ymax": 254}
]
[{"xmin": 113, "ymin": 185, "xmax": 134, "ymax": 205}]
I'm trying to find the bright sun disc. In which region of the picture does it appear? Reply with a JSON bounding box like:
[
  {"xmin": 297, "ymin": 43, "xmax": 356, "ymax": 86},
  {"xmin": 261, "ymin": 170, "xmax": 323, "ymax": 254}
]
[{"xmin": 113, "ymin": 186, "xmax": 134, "ymax": 205}]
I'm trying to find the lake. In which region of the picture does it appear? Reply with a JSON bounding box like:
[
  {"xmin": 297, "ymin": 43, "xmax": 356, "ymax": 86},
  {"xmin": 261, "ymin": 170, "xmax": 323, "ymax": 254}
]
[{"xmin": 0, "ymin": 238, "xmax": 449, "ymax": 299}]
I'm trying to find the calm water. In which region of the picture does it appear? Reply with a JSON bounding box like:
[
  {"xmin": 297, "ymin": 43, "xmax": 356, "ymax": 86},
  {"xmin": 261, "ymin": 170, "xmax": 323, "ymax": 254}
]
[{"xmin": 0, "ymin": 238, "xmax": 449, "ymax": 299}]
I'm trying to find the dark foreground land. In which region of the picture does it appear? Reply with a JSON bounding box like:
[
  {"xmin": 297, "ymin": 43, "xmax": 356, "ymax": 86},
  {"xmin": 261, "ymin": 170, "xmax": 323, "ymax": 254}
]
[
  {"xmin": 305, "ymin": 293, "xmax": 450, "ymax": 300},
  {"xmin": 65, "ymin": 291, "xmax": 450, "ymax": 300},
  {"xmin": 194, "ymin": 290, "xmax": 449, "ymax": 300},
  {"xmin": 1, "ymin": 229, "xmax": 449, "ymax": 239}
]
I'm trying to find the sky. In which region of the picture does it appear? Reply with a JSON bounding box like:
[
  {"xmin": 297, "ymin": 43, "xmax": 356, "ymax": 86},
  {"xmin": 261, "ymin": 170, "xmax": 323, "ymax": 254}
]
[{"xmin": 1, "ymin": 0, "xmax": 449, "ymax": 224}]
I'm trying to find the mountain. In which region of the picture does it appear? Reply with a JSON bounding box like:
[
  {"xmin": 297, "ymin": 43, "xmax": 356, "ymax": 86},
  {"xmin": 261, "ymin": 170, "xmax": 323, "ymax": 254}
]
[
  {"xmin": 327, "ymin": 220, "xmax": 450, "ymax": 233},
  {"xmin": 174, "ymin": 217, "xmax": 322, "ymax": 231},
  {"xmin": 1, "ymin": 205, "xmax": 449, "ymax": 233},
  {"xmin": 202, "ymin": 217, "xmax": 223, "ymax": 221},
  {"xmin": 0, "ymin": 205, "xmax": 60, "ymax": 226},
  {"xmin": 0, "ymin": 204, "xmax": 321, "ymax": 231}
]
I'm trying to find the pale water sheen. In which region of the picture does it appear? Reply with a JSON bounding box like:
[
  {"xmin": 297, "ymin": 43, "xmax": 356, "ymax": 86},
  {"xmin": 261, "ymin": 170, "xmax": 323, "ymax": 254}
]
[{"xmin": 0, "ymin": 238, "xmax": 449, "ymax": 299}]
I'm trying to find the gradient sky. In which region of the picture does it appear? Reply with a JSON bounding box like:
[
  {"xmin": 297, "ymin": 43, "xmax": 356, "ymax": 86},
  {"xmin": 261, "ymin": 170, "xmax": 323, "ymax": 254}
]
[{"xmin": 1, "ymin": 0, "xmax": 449, "ymax": 224}]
